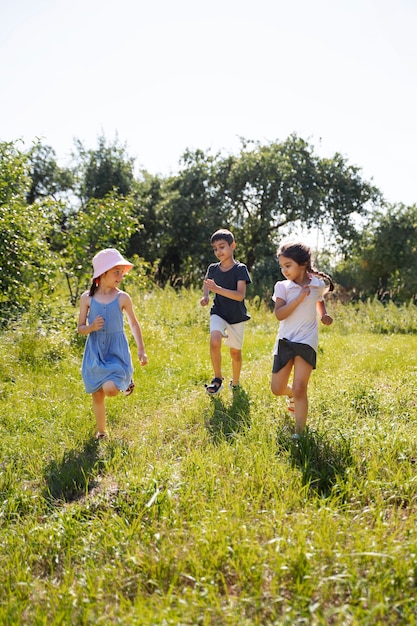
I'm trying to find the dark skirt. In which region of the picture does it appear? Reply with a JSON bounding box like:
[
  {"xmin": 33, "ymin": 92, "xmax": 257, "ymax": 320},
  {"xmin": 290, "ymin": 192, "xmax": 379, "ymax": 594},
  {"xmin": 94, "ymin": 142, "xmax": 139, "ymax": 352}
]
[{"xmin": 272, "ymin": 338, "xmax": 317, "ymax": 373}]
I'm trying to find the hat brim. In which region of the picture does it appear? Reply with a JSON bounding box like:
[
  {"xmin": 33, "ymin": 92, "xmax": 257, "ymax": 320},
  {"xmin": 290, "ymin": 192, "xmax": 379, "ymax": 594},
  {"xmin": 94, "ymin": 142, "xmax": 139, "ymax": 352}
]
[{"xmin": 93, "ymin": 261, "xmax": 133, "ymax": 279}]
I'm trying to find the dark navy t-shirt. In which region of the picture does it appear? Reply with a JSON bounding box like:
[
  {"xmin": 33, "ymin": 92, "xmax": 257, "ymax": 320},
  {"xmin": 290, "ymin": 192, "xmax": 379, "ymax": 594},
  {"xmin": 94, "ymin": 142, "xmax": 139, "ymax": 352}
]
[{"xmin": 207, "ymin": 261, "xmax": 252, "ymax": 325}]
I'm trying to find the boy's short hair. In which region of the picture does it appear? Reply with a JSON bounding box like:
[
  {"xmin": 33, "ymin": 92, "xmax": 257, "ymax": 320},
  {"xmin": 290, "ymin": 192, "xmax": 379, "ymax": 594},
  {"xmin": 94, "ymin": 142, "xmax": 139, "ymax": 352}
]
[{"xmin": 210, "ymin": 229, "xmax": 235, "ymax": 245}]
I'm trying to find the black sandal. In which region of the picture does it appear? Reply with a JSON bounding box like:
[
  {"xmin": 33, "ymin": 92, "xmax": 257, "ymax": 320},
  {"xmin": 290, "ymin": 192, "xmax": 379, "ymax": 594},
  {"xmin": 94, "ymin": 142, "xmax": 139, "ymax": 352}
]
[
  {"xmin": 122, "ymin": 380, "xmax": 135, "ymax": 396},
  {"xmin": 205, "ymin": 377, "xmax": 223, "ymax": 395}
]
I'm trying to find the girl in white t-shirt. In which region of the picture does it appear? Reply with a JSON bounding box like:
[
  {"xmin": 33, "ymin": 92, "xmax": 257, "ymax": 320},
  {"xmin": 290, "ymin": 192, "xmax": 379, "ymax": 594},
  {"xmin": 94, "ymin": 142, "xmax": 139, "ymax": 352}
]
[{"xmin": 271, "ymin": 242, "xmax": 334, "ymax": 438}]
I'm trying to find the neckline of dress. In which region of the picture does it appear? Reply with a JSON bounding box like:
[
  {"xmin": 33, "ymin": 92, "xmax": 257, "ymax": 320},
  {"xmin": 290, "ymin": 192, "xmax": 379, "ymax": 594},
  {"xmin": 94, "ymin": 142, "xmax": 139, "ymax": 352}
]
[{"xmin": 93, "ymin": 292, "xmax": 121, "ymax": 305}]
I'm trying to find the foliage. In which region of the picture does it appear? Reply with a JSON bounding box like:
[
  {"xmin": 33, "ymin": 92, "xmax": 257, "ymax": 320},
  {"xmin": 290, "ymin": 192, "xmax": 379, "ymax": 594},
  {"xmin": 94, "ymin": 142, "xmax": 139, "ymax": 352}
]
[
  {"xmin": 333, "ymin": 203, "xmax": 417, "ymax": 302},
  {"xmin": 0, "ymin": 141, "xmax": 59, "ymax": 320},
  {"xmin": 60, "ymin": 192, "xmax": 140, "ymax": 305},
  {"xmin": 127, "ymin": 172, "xmax": 166, "ymax": 265},
  {"xmin": 7, "ymin": 133, "xmax": 417, "ymax": 310},
  {"xmin": 217, "ymin": 135, "xmax": 381, "ymax": 272},
  {"xmin": 330, "ymin": 297, "xmax": 417, "ymax": 334},
  {"xmin": 133, "ymin": 136, "xmax": 380, "ymax": 293},
  {"xmin": 72, "ymin": 134, "xmax": 135, "ymax": 205},
  {"xmin": 146, "ymin": 148, "xmax": 229, "ymax": 286},
  {"xmin": 0, "ymin": 140, "xmax": 29, "ymax": 206},
  {"xmin": 26, "ymin": 141, "xmax": 74, "ymax": 204},
  {"xmin": 2, "ymin": 291, "xmax": 417, "ymax": 623}
]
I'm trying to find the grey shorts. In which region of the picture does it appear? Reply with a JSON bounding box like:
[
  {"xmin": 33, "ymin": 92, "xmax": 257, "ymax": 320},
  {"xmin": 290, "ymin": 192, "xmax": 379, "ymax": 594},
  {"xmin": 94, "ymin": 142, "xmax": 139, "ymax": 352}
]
[
  {"xmin": 210, "ymin": 314, "xmax": 245, "ymax": 350},
  {"xmin": 272, "ymin": 339, "xmax": 316, "ymax": 373}
]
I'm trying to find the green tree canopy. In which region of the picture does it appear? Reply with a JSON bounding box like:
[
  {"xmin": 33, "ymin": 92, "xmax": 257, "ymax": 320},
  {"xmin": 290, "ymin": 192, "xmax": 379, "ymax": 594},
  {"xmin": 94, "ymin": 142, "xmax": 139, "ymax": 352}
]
[
  {"xmin": 0, "ymin": 141, "xmax": 59, "ymax": 318},
  {"xmin": 333, "ymin": 203, "xmax": 417, "ymax": 302},
  {"xmin": 26, "ymin": 141, "xmax": 74, "ymax": 204},
  {"xmin": 141, "ymin": 136, "xmax": 382, "ymax": 292},
  {"xmin": 138, "ymin": 149, "xmax": 229, "ymax": 286},
  {"xmin": 61, "ymin": 192, "xmax": 139, "ymax": 305},
  {"xmin": 218, "ymin": 135, "xmax": 381, "ymax": 271},
  {"xmin": 73, "ymin": 135, "xmax": 135, "ymax": 205}
]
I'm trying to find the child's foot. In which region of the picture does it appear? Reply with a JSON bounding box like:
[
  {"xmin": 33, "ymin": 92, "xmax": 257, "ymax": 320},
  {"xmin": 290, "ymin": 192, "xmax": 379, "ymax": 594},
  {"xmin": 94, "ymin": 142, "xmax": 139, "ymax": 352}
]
[
  {"xmin": 122, "ymin": 380, "xmax": 135, "ymax": 396},
  {"xmin": 229, "ymin": 381, "xmax": 241, "ymax": 392},
  {"xmin": 287, "ymin": 397, "xmax": 295, "ymax": 413},
  {"xmin": 95, "ymin": 431, "xmax": 108, "ymax": 440},
  {"xmin": 205, "ymin": 377, "xmax": 223, "ymax": 395}
]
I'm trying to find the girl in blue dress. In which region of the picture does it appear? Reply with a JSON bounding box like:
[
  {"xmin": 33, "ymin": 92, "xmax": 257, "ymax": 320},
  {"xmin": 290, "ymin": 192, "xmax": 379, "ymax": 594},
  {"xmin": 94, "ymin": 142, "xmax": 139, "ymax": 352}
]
[{"xmin": 78, "ymin": 248, "xmax": 147, "ymax": 439}]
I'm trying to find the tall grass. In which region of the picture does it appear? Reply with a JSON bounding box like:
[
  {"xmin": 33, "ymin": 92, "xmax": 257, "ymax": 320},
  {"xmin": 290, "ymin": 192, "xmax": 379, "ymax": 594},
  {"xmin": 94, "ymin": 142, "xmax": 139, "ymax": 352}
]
[{"xmin": 1, "ymin": 287, "xmax": 417, "ymax": 624}]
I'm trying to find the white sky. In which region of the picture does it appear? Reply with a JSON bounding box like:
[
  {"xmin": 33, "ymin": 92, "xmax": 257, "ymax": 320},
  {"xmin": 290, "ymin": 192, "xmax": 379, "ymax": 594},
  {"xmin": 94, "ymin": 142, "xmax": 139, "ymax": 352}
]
[{"xmin": 1, "ymin": 0, "xmax": 416, "ymax": 206}]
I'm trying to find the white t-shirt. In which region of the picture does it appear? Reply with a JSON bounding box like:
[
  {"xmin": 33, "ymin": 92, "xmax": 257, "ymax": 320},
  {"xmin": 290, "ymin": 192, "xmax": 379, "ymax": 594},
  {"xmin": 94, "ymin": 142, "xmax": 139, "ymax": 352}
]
[{"xmin": 272, "ymin": 276, "xmax": 326, "ymax": 353}]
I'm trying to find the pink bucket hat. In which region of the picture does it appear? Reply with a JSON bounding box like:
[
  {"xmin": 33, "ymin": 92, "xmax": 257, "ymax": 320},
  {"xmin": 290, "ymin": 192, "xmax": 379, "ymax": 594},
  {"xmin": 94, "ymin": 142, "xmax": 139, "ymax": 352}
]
[{"xmin": 92, "ymin": 248, "xmax": 133, "ymax": 279}]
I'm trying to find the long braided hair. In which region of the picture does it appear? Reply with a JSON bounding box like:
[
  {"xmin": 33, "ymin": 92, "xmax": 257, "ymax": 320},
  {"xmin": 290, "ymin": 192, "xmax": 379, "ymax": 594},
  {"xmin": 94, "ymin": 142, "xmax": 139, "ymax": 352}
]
[
  {"xmin": 88, "ymin": 277, "xmax": 100, "ymax": 297},
  {"xmin": 277, "ymin": 242, "xmax": 335, "ymax": 292}
]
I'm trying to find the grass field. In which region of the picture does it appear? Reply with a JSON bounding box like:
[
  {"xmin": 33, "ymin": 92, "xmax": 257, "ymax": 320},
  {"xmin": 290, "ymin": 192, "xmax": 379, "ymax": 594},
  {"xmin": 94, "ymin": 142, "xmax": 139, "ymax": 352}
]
[{"xmin": 1, "ymin": 287, "xmax": 417, "ymax": 624}]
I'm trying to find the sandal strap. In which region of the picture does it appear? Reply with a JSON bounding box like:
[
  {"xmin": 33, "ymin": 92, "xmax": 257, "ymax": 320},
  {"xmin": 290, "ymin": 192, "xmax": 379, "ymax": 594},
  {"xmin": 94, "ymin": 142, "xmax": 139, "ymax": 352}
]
[{"xmin": 205, "ymin": 377, "xmax": 224, "ymax": 393}]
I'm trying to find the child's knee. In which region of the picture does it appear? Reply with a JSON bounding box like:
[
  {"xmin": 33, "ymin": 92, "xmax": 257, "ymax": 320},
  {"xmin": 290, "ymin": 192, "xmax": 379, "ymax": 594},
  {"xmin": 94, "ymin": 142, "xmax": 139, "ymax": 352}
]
[
  {"xmin": 230, "ymin": 347, "xmax": 242, "ymax": 361},
  {"xmin": 271, "ymin": 375, "xmax": 287, "ymax": 396},
  {"xmin": 271, "ymin": 382, "xmax": 284, "ymax": 396},
  {"xmin": 210, "ymin": 331, "xmax": 223, "ymax": 348},
  {"xmin": 292, "ymin": 381, "xmax": 308, "ymax": 398},
  {"xmin": 102, "ymin": 381, "xmax": 119, "ymax": 396}
]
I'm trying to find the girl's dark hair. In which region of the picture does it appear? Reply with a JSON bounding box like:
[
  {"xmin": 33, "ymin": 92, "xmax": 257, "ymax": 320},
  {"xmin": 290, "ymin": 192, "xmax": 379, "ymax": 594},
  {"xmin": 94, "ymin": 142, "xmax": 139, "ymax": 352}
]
[
  {"xmin": 88, "ymin": 279, "xmax": 99, "ymax": 297},
  {"xmin": 277, "ymin": 241, "xmax": 335, "ymax": 292}
]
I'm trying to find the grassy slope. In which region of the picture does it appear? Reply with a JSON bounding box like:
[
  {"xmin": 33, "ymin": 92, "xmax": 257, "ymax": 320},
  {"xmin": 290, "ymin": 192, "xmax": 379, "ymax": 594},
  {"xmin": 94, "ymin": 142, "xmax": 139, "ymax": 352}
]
[{"xmin": 1, "ymin": 288, "xmax": 417, "ymax": 624}]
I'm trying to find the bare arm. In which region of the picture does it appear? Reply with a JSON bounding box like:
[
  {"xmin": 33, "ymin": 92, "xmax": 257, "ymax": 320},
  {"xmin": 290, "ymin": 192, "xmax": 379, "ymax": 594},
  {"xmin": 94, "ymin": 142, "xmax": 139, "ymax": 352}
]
[
  {"xmin": 317, "ymin": 300, "xmax": 333, "ymax": 325},
  {"xmin": 77, "ymin": 292, "xmax": 104, "ymax": 335},
  {"xmin": 274, "ymin": 286, "xmax": 310, "ymax": 321},
  {"xmin": 120, "ymin": 293, "xmax": 148, "ymax": 365},
  {"xmin": 200, "ymin": 272, "xmax": 210, "ymax": 306},
  {"xmin": 204, "ymin": 278, "xmax": 247, "ymax": 302}
]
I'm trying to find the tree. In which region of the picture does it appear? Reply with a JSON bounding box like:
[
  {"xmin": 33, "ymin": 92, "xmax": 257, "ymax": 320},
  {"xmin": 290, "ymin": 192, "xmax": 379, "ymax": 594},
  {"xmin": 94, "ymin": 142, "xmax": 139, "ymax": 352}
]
[
  {"xmin": 73, "ymin": 135, "xmax": 135, "ymax": 205},
  {"xmin": 333, "ymin": 203, "xmax": 417, "ymax": 302},
  {"xmin": 0, "ymin": 140, "xmax": 29, "ymax": 206},
  {"xmin": 123, "ymin": 136, "xmax": 381, "ymax": 294},
  {"xmin": 143, "ymin": 149, "xmax": 229, "ymax": 286},
  {"xmin": 26, "ymin": 141, "xmax": 74, "ymax": 204},
  {"xmin": 126, "ymin": 171, "xmax": 165, "ymax": 266},
  {"xmin": 61, "ymin": 192, "xmax": 139, "ymax": 305},
  {"xmin": 217, "ymin": 135, "xmax": 381, "ymax": 272},
  {"xmin": 49, "ymin": 135, "xmax": 141, "ymax": 303},
  {"xmin": 0, "ymin": 141, "xmax": 59, "ymax": 319}
]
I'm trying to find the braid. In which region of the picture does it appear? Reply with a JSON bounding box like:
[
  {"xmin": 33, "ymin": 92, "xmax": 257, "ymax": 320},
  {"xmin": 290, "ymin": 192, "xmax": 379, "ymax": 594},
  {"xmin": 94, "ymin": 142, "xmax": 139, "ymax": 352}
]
[
  {"xmin": 88, "ymin": 278, "xmax": 99, "ymax": 297},
  {"xmin": 309, "ymin": 266, "xmax": 335, "ymax": 292}
]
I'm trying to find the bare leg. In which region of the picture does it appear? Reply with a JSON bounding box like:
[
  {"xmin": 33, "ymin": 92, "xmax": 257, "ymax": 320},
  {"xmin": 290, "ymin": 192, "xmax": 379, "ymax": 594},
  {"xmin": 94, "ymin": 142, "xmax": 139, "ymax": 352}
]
[
  {"xmin": 92, "ymin": 382, "xmax": 119, "ymax": 435},
  {"xmin": 92, "ymin": 388, "xmax": 106, "ymax": 434},
  {"xmin": 291, "ymin": 357, "xmax": 313, "ymax": 434},
  {"xmin": 210, "ymin": 331, "xmax": 223, "ymax": 380},
  {"xmin": 229, "ymin": 347, "xmax": 242, "ymax": 386},
  {"xmin": 271, "ymin": 360, "xmax": 294, "ymax": 397}
]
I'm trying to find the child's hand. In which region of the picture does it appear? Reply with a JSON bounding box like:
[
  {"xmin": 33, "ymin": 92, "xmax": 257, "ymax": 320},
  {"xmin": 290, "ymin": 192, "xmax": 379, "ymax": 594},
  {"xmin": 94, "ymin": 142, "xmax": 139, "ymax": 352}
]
[
  {"xmin": 298, "ymin": 286, "xmax": 311, "ymax": 301},
  {"xmin": 204, "ymin": 278, "xmax": 217, "ymax": 293},
  {"xmin": 321, "ymin": 314, "xmax": 333, "ymax": 326},
  {"xmin": 91, "ymin": 315, "xmax": 104, "ymax": 331},
  {"xmin": 138, "ymin": 350, "xmax": 148, "ymax": 366},
  {"xmin": 200, "ymin": 295, "xmax": 209, "ymax": 306}
]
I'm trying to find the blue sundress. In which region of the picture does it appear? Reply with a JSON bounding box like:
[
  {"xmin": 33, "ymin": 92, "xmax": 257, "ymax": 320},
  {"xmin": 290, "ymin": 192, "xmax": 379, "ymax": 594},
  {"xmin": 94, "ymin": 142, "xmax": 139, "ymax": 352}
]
[{"xmin": 81, "ymin": 293, "xmax": 133, "ymax": 394}]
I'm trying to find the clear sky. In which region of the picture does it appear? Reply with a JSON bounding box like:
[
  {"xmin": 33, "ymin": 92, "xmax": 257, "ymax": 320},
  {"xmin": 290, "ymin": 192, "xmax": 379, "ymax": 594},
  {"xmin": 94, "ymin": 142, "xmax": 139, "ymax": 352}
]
[{"xmin": 1, "ymin": 0, "xmax": 416, "ymax": 206}]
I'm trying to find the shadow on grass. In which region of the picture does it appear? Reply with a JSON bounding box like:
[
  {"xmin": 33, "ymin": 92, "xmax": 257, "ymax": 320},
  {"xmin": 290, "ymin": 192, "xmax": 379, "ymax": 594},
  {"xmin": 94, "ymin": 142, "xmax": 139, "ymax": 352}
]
[
  {"xmin": 277, "ymin": 426, "xmax": 354, "ymax": 498},
  {"xmin": 43, "ymin": 437, "xmax": 106, "ymax": 503},
  {"xmin": 205, "ymin": 386, "xmax": 251, "ymax": 444}
]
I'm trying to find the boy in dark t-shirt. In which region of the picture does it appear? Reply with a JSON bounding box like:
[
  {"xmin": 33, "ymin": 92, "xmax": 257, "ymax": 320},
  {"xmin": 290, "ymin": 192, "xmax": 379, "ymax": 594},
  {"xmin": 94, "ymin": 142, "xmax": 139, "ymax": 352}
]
[{"xmin": 200, "ymin": 229, "xmax": 252, "ymax": 394}]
